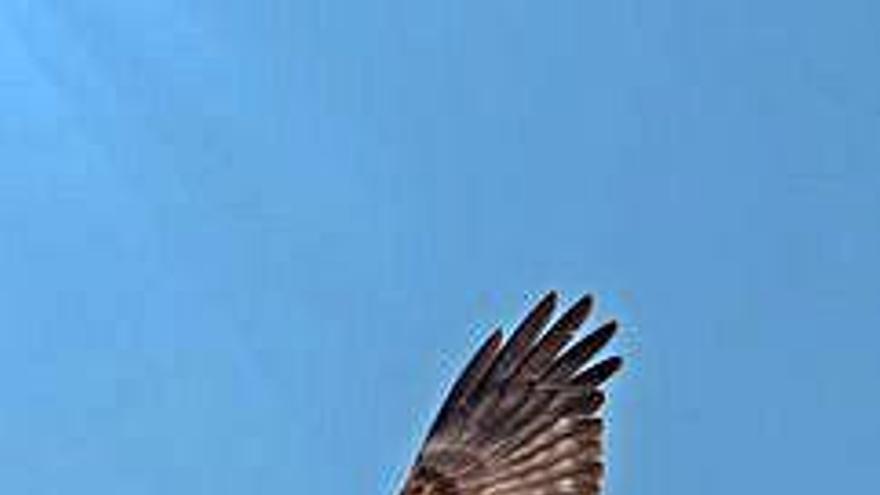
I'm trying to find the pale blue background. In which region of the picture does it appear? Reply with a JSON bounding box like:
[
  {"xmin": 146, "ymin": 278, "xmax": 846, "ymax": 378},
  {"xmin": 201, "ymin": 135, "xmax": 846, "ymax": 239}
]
[{"xmin": 1, "ymin": 1, "xmax": 878, "ymax": 494}]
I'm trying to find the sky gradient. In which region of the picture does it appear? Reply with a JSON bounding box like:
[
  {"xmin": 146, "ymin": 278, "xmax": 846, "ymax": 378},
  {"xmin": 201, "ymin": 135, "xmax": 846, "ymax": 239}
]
[{"xmin": 1, "ymin": 1, "xmax": 879, "ymax": 494}]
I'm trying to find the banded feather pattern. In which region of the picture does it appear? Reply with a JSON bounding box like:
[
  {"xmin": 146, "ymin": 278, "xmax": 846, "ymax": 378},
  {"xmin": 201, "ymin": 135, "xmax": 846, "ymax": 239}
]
[{"xmin": 400, "ymin": 292, "xmax": 622, "ymax": 495}]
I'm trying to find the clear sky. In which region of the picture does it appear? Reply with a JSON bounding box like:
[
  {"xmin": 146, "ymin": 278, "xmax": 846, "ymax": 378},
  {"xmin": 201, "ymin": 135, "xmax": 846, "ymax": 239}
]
[{"xmin": 1, "ymin": 1, "xmax": 878, "ymax": 494}]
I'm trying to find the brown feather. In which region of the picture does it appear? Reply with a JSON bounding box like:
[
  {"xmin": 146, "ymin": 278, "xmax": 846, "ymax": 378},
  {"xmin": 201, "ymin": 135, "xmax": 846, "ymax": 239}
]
[{"xmin": 400, "ymin": 292, "xmax": 622, "ymax": 495}]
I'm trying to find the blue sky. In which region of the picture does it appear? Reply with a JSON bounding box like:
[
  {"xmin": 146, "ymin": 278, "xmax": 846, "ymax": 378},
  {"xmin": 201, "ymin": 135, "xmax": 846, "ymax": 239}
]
[{"xmin": 1, "ymin": 1, "xmax": 878, "ymax": 494}]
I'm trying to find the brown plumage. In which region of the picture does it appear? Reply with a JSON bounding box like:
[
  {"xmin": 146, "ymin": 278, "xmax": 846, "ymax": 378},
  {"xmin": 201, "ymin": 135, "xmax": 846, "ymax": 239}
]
[{"xmin": 400, "ymin": 292, "xmax": 622, "ymax": 495}]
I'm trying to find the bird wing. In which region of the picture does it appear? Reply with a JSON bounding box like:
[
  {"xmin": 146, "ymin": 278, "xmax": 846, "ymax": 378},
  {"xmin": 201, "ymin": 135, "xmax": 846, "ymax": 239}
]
[{"xmin": 399, "ymin": 292, "xmax": 622, "ymax": 495}]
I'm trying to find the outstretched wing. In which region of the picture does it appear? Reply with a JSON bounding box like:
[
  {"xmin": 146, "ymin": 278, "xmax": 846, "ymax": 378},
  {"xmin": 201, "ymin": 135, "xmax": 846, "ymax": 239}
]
[{"xmin": 400, "ymin": 292, "xmax": 622, "ymax": 495}]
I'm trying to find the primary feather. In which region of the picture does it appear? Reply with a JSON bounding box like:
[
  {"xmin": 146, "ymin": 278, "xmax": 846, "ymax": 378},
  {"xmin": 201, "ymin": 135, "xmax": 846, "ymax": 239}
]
[{"xmin": 400, "ymin": 292, "xmax": 622, "ymax": 495}]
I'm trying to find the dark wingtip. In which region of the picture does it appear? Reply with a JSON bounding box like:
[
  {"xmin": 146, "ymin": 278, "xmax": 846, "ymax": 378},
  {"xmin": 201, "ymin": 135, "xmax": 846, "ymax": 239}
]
[
  {"xmin": 561, "ymin": 293, "xmax": 595, "ymax": 329},
  {"xmin": 592, "ymin": 319, "xmax": 618, "ymax": 347},
  {"xmin": 538, "ymin": 290, "xmax": 558, "ymax": 311},
  {"xmin": 574, "ymin": 356, "xmax": 623, "ymax": 387}
]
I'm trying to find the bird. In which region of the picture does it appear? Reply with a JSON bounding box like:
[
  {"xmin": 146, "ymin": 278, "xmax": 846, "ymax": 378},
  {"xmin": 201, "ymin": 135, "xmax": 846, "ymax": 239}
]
[{"xmin": 399, "ymin": 291, "xmax": 622, "ymax": 495}]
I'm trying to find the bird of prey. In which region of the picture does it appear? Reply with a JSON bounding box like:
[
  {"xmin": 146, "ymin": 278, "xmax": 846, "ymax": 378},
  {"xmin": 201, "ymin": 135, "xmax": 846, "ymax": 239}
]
[{"xmin": 399, "ymin": 292, "xmax": 622, "ymax": 495}]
